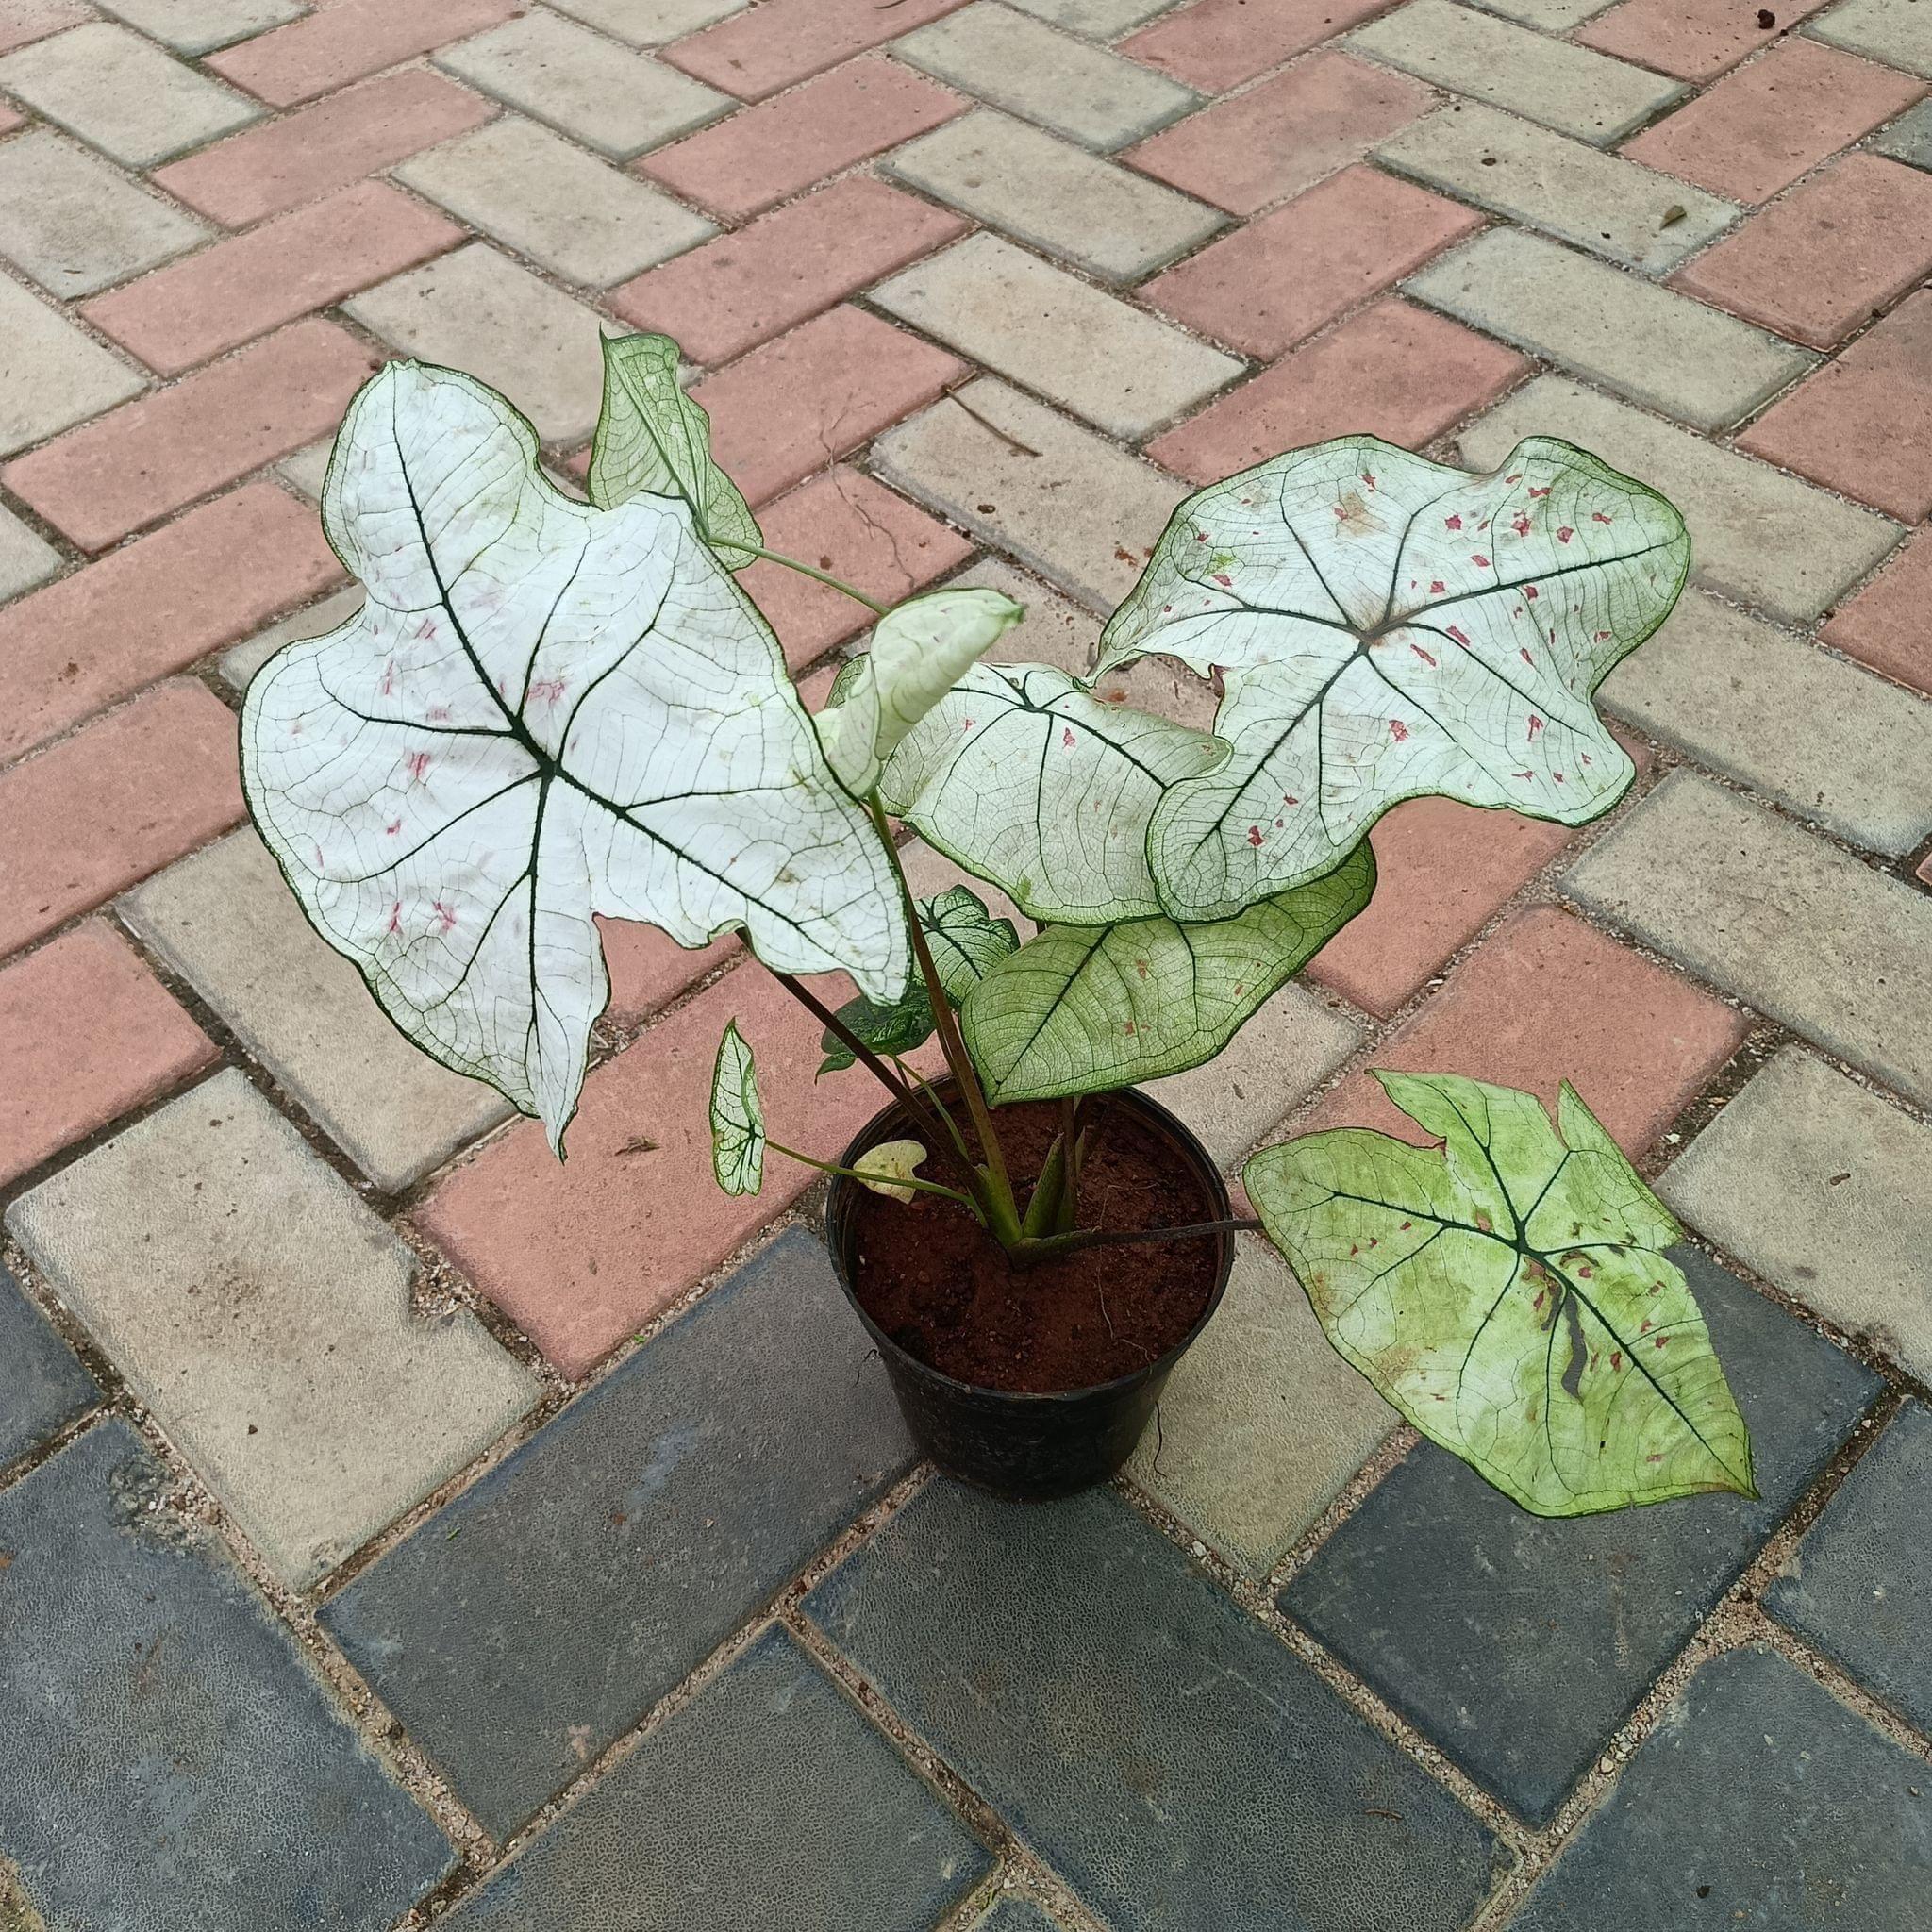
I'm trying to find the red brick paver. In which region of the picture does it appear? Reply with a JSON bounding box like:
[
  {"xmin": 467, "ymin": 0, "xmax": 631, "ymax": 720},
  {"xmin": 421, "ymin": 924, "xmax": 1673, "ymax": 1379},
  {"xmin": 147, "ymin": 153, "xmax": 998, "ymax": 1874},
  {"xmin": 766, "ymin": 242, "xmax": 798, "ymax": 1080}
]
[
  {"xmin": 205, "ymin": 0, "xmax": 520, "ymax": 108},
  {"xmin": 1669, "ymin": 155, "xmax": 1932, "ymax": 351},
  {"xmin": 692, "ymin": 307, "xmax": 968, "ymax": 508},
  {"xmin": 662, "ymin": 0, "xmax": 967, "ymax": 101},
  {"xmin": 1576, "ymin": 0, "xmax": 1830, "ymax": 82},
  {"xmin": 1307, "ymin": 906, "xmax": 1749, "ymax": 1154},
  {"xmin": 0, "ymin": 922, "xmax": 215, "ymax": 1187},
  {"xmin": 1148, "ymin": 299, "xmax": 1525, "ymax": 482},
  {"xmin": 1, "ymin": 320, "xmax": 380, "ymax": 552},
  {"xmin": 0, "ymin": 682, "xmax": 245, "ymax": 959},
  {"xmin": 1125, "ymin": 49, "xmax": 1430, "ymax": 217},
  {"xmin": 637, "ymin": 57, "xmax": 965, "ymax": 221},
  {"xmin": 0, "ymin": 0, "xmax": 89, "ymax": 56},
  {"xmin": 1124, "ymin": 0, "xmax": 1401, "ymax": 92},
  {"xmin": 83, "ymin": 182, "xmax": 464, "ymax": 375},
  {"xmin": 1738, "ymin": 291, "xmax": 1932, "ymax": 523},
  {"xmin": 1141, "ymin": 164, "xmax": 1484, "ymax": 360},
  {"xmin": 153, "ymin": 71, "xmax": 498, "ymax": 227},
  {"xmin": 608, "ymin": 176, "xmax": 967, "ymax": 367},
  {"xmin": 1620, "ymin": 41, "xmax": 1925, "ymax": 204},
  {"xmin": 1822, "ymin": 531, "xmax": 1932, "ymax": 697},
  {"xmin": 0, "ymin": 484, "xmax": 339, "ymax": 762}
]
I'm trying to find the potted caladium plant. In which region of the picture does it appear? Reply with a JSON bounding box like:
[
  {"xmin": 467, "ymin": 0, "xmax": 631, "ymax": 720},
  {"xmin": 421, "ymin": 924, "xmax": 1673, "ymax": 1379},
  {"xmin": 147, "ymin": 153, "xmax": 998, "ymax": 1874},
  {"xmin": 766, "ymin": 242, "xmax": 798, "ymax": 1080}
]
[{"xmin": 242, "ymin": 333, "xmax": 1756, "ymax": 1522}]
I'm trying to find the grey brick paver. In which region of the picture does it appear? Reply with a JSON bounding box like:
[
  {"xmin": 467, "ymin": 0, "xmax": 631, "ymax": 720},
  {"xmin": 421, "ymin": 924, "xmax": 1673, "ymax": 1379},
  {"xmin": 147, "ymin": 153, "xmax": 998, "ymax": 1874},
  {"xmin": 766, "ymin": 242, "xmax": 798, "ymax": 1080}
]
[
  {"xmin": 1809, "ymin": 0, "xmax": 1932, "ymax": 77},
  {"xmin": 893, "ymin": 3, "xmax": 1199, "ymax": 152},
  {"xmin": 449, "ymin": 1627, "xmax": 990, "ymax": 1930},
  {"xmin": 1350, "ymin": 0, "xmax": 1684, "ymax": 144},
  {"xmin": 1407, "ymin": 227, "xmax": 1816, "ymax": 431},
  {"xmin": 0, "ymin": 21, "xmax": 262, "ymax": 166},
  {"xmin": 1126, "ymin": 1233, "xmax": 1398, "ymax": 1576},
  {"xmin": 1279, "ymin": 1248, "xmax": 1879, "ymax": 1824},
  {"xmin": 344, "ymin": 242, "xmax": 610, "ymax": 442},
  {"xmin": 219, "ymin": 582, "xmax": 363, "ymax": 689},
  {"xmin": 93, "ymin": 0, "xmax": 303, "ymax": 54},
  {"xmin": 952, "ymin": 556, "xmax": 1099, "ymax": 673},
  {"xmin": 1007, "ymin": 0, "xmax": 1172, "ymax": 28},
  {"xmin": 435, "ymin": 8, "xmax": 731, "ymax": 160},
  {"xmin": 0, "ymin": 1418, "xmax": 456, "ymax": 1929},
  {"xmin": 396, "ymin": 114, "xmax": 716, "ymax": 289},
  {"xmin": 0, "ymin": 129, "xmax": 212, "ymax": 298},
  {"xmin": 1457, "ymin": 376, "xmax": 1902, "ymax": 623},
  {"xmin": 0, "ymin": 272, "xmax": 145, "ymax": 458},
  {"xmin": 545, "ymin": 0, "xmax": 748, "ymax": 42},
  {"xmin": 0, "ymin": 504, "xmax": 59, "ymax": 601},
  {"xmin": 123, "ymin": 830, "xmax": 512, "ymax": 1191},
  {"xmin": 1375, "ymin": 103, "xmax": 1738, "ymax": 274},
  {"xmin": 320, "ymin": 1228, "xmax": 915, "ymax": 1839},
  {"xmin": 884, "ymin": 108, "xmax": 1226, "ymax": 283},
  {"xmin": 872, "ymin": 378, "xmax": 1187, "ymax": 613},
  {"xmin": 1565, "ymin": 771, "xmax": 1932, "ymax": 1108},
  {"xmin": 1659, "ymin": 1047, "xmax": 1932, "ymax": 1385},
  {"xmin": 1510, "ymin": 1647, "xmax": 1932, "ymax": 1929},
  {"xmin": 1600, "ymin": 588, "xmax": 1932, "ymax": 857},
  {"xmin": 0, "ymin": 1262, "xmax": 97, "ymax": 1469},
  {"xmin": 4, "ymin": 1071, "xmax": 539, "ymax": 1587},
  {"xmin": 805, "ymin": 1479, "xmax": 1501, "ymax": 1932},
  {"xmin": 1767, "ymin": 1401, "xmax": 1932, "ymax": 1735},
  {"xmin": 1873, "ymin": 97, "xmax": 1932, "ymax": 170},
  {"xmin": 870, "ymin": 232, "xmax": 1241, "ymax": 440}
]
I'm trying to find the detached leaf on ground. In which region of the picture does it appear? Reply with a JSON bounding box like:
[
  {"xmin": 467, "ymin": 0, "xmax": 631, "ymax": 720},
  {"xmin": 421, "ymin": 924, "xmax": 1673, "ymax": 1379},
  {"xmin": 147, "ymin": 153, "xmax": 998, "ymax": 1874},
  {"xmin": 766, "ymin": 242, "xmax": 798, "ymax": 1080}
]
[
  {"xmin": 709, "ymin": 1021, "xmax": 764, "ymax": 1196},
  {"xmin": 1245, "ymin": 1071, "xmax": 1755, "ymax": 1517},
  {"xmin": 1100, "ymin": 434, "xmax": 1690, "ymax": 920},
  {"xmin": 587, "ymin": 331, "xmax": 762, "ymax": 568}
]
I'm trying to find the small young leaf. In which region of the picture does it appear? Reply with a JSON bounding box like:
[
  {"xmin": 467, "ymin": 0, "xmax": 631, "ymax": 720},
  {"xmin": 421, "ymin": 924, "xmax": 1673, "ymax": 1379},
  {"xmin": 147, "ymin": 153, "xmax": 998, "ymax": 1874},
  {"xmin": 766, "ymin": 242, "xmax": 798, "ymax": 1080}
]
[
  {"xmin": 1099, "ymin": 434, "xmax": 1690, "ymax": 920},
  {"xmin": 587, "ymin": 332, "xmax": 762, "ymax": 567},
  {"xmin": 878, "ymin": 662, "xmax": 1230, "ymax": 924},
  {"xmin": 918, "ymin": 885, "xmax": 1021, "ymax": 1005},
  {"xmin": 816, "ymin": 587, "xmax": 1024, "ymax": 796},
  {"xmin": 853, "ymin": 1138, "xmax": 927, "ymax": 1205},
  {"xmin": 819, "ymin": 980, "xmax": 938, "ymax": 1076},
  {"xmin": 960, "ymin": 841, "xmax": 1374, "ymax": 1103},
  {"xmin": 709, "ymin": 1021, "xmax": 765, "ymax": 1195},
  {"xmin": 1244, "ymin": 1072, "xmax": 1756, "ymax": 1517}
]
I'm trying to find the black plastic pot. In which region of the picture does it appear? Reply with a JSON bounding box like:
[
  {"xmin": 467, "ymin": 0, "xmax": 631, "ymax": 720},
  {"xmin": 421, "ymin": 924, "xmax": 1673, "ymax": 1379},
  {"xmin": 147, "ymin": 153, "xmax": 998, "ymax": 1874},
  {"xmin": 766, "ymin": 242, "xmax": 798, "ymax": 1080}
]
[{"xmin": 824, "ymin": 1085, "xmax": 1234, "ymax": 1501}]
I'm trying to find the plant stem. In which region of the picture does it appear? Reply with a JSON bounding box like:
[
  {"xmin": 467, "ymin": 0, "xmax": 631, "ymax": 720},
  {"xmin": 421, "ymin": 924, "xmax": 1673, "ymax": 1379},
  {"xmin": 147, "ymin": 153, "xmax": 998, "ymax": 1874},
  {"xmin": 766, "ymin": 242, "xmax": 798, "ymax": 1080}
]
[
  {"xmin": 866, "ymin": 798, "xmax": 1022, "ymax": 1241},
  {"xmin": 770, "ymin": 971, "xmax": 908, "ymax": 1106},
  {"xmin": 764, "ymin": 1137, "xmax": 977, "ymax": 1210},
  {"xmin": 1058, "ymin": 1094, "xmax": 1081, "ymax": 1232},
  {"xmin": 738, "ymin": 545, "xmax": 891, "ymax": 617},
  {"xmin": 1014, "ymin": 1217, "xmax": 1264, "ymax": 1262}
]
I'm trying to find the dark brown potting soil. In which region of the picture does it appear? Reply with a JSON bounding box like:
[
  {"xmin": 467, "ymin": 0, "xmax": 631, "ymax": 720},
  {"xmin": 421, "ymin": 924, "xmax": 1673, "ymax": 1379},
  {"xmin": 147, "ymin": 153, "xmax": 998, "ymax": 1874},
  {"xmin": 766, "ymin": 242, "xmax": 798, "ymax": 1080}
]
[{"xmin": 845, "ymin": 1093, "xmax": 1221, "ymax": 1395}]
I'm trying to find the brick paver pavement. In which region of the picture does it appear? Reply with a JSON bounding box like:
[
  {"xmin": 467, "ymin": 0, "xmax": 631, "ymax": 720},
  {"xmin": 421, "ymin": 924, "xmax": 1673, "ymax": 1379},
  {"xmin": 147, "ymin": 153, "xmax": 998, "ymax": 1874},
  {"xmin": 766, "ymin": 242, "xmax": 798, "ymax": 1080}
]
[{"xmin": 1, "ymin": 2, "xmax": 1928, "ymax": 1926}]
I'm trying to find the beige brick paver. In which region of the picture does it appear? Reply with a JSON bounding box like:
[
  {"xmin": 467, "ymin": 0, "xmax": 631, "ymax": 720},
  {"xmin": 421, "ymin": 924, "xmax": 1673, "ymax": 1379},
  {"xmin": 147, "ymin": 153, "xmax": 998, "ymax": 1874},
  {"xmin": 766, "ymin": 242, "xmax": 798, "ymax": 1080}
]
[{"xmin": 0, "ymin": 272, "xmax": 147, "ymax": 458}]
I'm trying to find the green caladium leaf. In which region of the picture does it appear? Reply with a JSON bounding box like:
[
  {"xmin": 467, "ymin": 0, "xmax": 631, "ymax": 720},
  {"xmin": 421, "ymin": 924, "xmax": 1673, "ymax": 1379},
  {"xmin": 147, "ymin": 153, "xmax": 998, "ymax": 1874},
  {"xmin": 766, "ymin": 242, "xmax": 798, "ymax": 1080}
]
[
  {"xmin": 587, "ymin": 332, "xmax": 761, "ymax": 568},
  {"xmin": 960, "ymin": 841, "xmax": 1374, "ymax": 1104},
  {"xmin": 709, "ymin": 1021, "xmax": 764, "ymax": 1194},
  {"xmin": 816, "ymin": 587, "xmax": 1024, "ymax": 796},
  {"xmin": 919, "ymin": 884, "xmax": 1021, "ymax": 1004},
  {"xmin": 877, "ymin": 661, "xmax": 1231, "ymax": 924},
  {"xmin": 820, "ymin": 886, "xmax": 1020, "ymax": 1074},
  {"xmin": 1244, "ymin": 1072, "xmax": 1756, "ymax": 1517},
  {"xmin": 242, "ymin": 360, "xmax": 906, "ymax": 1155},
  {"xmin": 1099, "ymin": 435, "xmax": 1690, "ymax": 920}
]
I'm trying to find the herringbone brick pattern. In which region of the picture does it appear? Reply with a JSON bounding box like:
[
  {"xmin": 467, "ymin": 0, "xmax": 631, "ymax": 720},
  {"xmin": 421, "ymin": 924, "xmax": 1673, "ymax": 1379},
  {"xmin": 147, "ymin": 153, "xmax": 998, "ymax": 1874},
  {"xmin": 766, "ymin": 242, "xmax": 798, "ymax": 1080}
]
[{"xmin": 2, "ymin": 2, "xmax": 1929, "ymax": 1925}]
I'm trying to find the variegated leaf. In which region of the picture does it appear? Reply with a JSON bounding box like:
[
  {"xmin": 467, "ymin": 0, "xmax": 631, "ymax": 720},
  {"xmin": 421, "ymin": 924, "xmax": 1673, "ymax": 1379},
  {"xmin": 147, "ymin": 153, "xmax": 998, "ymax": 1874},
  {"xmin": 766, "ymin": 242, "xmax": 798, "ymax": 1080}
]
[{"xmin": 709, "ymin": 1020, "xmax": 764, "ymax": 1195}]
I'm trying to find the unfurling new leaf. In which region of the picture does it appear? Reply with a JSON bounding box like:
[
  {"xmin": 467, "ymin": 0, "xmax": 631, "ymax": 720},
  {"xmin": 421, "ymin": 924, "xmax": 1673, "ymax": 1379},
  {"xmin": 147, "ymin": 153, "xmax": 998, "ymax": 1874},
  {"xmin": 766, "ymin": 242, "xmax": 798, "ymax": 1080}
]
[
  {"xmin": 1244, "ymin": 1072, "xmax": 1755, "ymax": 1517},
  {"xmin": 709, "ymin": 1021, "xmax": 765, "ymax": 1195}
]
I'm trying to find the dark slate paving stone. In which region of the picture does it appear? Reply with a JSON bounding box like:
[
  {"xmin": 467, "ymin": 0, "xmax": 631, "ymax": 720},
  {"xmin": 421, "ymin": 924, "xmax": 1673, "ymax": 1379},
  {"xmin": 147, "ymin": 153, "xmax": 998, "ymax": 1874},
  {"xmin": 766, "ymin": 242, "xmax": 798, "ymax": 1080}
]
[
  {"xmin": 1766, "ymin": 1398, "xmax": 1932, "ymax": 1734},
  {"xmin": 976, "ymin": 1900, "xmax": 1067, "ymax": 1931},
  {"xmin": 321, "ymin": 1227, "xmax": 915, "ymax": 1839},
  {"xmin": 1508, "ymin": 1646, "xmax": 1932, "ymax": 1930},
  {"xmin": 0, "ymin": 1260, "xmax": 97, "ymax": 1467},
  {"xmin": 1278, "ymin": 1248, "xmax": 1880, "ymax": 1826},
  {"xmin": 451, "ymin": 1624, "xmax": 988, "ymax": 1929},
  {"xmin": 0, "ymin": 1418, "xmax": 454, "ymax": 1929},
  {"xmin": 803, "ymin": 1479, "xmax": 1502, "ymax": 1932}
]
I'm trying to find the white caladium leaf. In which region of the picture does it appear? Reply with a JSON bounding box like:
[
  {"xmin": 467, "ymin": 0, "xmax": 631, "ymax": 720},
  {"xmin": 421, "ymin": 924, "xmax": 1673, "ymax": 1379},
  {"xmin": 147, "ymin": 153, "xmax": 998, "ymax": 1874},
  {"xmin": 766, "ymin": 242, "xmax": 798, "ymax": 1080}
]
[
  {"xmin": 1098, "ymin": 435, "xmax": 1690, "ymax": 920},
  {"xmin": 1244, "ymin": 1072, "xmax": 1756, "ymax": 1517},
  {"xmin": 853, "ymin": 1138, "xmax": 928, "ymax": 1205},
  {"xmin": 242, "ymin": 360, "xmax": 907, "ymax": 1154},
  {"xmin": 960, "ymin": 841, "xmax": 1374, "ymax": 1104},
  {"xmin": 815, "ymin": 586, "xmax": 1024, "ymax": 795},
  {"xmin": 709, "ymin": 1021, "xmax": 764, "ymax": 1195},
  {"xmin": 877, "ymin": 662, "xmax": 1230, "ymax": 924},
  {"xmin": 586, "ymin": 332, "xmax": 761, "ymax": 568}
]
